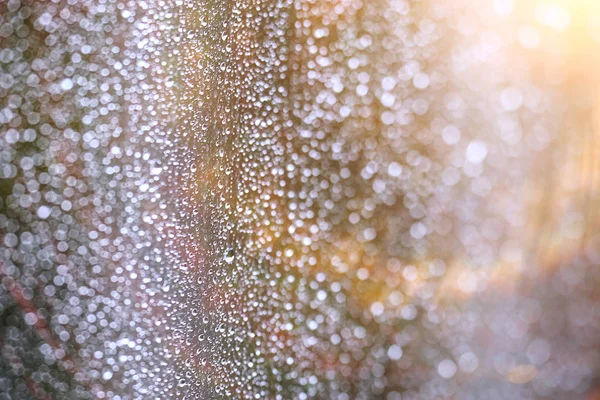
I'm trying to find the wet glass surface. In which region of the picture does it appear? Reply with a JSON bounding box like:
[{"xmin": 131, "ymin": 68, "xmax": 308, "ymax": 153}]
[{"xmin": 1, "ymin": 0, "xmax": 600, "ymax": 399}]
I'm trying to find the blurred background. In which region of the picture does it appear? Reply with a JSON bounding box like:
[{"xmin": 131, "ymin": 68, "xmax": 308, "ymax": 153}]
[{"xmin": 1, "ymin": 0, "xmax": 600, "ymax": 399}]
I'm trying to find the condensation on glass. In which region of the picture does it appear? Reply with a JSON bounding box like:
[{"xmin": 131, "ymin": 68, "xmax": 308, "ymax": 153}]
[{"xmin": 1, "ymin": 0, "xmax": 600, "ymax": 399}]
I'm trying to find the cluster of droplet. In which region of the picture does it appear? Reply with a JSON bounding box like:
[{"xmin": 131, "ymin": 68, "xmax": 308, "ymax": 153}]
[
  {"xmin": 3, "ymin": 0, "xmax": 600, "ymax": 399},
  {"xmin": 164, "ymin": 0, "xmax": 600, "ymax": 398},
  {"xmin": 0, "ymin": 0, "xmax": 171, "ymax": 398}
]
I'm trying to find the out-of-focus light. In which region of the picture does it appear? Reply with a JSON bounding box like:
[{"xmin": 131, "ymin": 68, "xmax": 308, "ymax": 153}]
[
  {"xmin": 494, "ymin": 0, "xmax": 515, "ymax": 17},
  {"xmin": 535, "ymin": 3, "xmax": 571, "ymax": 32},
  {"xmin": 518, "ymin": 25, "xmax": 541, "ymax": 48},
  {"xmin": 507, "ymin": 365, "xmax": 538, "ymax": 384},
  {"xmin": 589, "ymin": 14, "xmax": 600, "ymax": 43}
]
